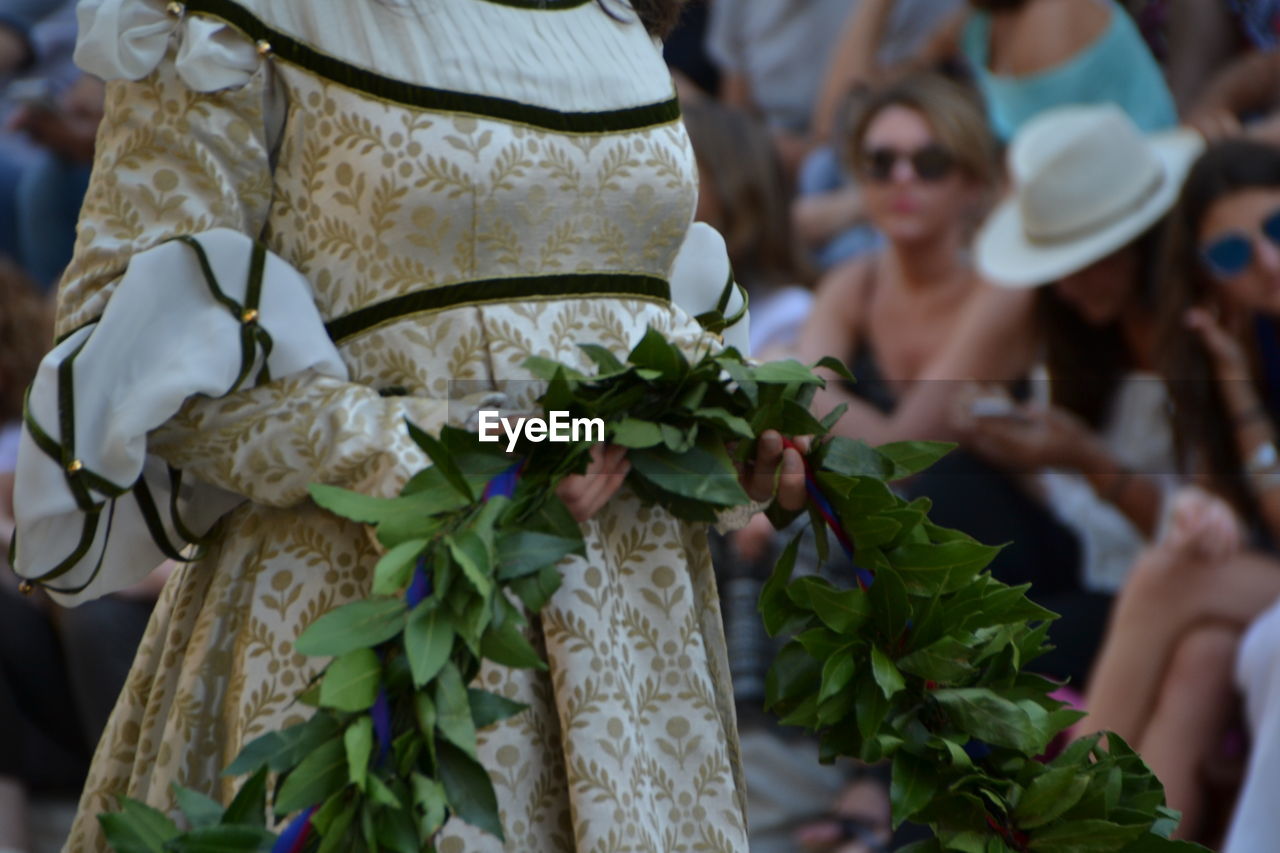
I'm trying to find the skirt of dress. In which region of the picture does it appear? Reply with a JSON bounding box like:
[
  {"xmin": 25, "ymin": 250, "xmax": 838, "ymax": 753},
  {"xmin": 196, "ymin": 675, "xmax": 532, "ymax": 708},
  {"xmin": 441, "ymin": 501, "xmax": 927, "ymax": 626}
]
[{"xmin": 63, "ymin": 487, "xmax": 749, "ymax": 853}]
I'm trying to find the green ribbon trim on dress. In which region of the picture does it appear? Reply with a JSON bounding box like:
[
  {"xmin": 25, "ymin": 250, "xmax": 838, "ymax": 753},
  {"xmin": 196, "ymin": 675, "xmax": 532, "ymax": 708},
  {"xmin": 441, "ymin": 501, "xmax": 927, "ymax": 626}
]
[
  {"xmin": 324, "ymin": 272, "xmax": 672, "ymax": 344},
  {"xmin": 182, "ymin": 0, "xmax": 682, "ymax": 134}
]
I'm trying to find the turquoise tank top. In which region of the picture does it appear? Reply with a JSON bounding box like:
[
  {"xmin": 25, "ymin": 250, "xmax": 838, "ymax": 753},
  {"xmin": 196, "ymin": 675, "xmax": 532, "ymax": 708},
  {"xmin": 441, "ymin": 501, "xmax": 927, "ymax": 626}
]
[{"xmin": 961, "ymin": 0, "xmax": 1177, "ymax": 141}]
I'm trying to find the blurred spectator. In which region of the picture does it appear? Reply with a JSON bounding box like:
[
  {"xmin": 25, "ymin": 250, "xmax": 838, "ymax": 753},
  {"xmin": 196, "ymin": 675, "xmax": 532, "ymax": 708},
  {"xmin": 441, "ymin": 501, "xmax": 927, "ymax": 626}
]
[
  {"xmin": 0, "ymin": 0, "xmax": 93, "ymax": 291},
  {"xmin": 682, "ymin": 98, "xmax": 811, "ymax": 357},
  {"xmin": 705, "ymin": 0, "xmax": 851, "ymax": 176},
  {"xmin": 795, "ymin": 73, "xmax": 1001, "ymax": 445},
  {"xmin": 1186, "ymin": 48, "xmax": 1280, "ymax": 144},
  {"xmin": 0, "ymin": 259, "xmax": 160, "ymax": 852},
  {"xmin": 1082, "ymin": 139, "xmax": 1280, "ymax": 844},
  {"xmin": 836, "ymin": 0, "xmax": 1176, "ymax": 143}
]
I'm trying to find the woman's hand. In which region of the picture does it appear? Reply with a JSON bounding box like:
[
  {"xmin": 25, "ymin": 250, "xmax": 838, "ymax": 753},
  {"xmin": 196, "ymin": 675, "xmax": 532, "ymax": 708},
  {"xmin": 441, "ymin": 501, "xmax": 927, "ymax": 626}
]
[
  {"xmin": 964, "ymin": 403, "xmax": 1098, "ymax": 473},
  {"xmin": 739, "ymin": 430, "xmax": 809, "ymax": 512},
  {"xmin": 1185, "ymin": 306, "xmax": 1252, "ymax": 384},
  {"xmin": 556, "ymin": 443, "xmax": 630, "ymax": 523}
]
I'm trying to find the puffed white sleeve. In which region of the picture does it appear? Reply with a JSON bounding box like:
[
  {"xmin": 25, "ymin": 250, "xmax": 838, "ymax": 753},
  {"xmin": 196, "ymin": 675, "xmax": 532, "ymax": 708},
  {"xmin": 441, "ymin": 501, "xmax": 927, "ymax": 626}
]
[
  {"xmin": 11, "ymin": 1, "xmax": 477, "ymax": 605},
  {"xmin": 667, "ymin": 221, "xmax": 764, "ymax": 533}
]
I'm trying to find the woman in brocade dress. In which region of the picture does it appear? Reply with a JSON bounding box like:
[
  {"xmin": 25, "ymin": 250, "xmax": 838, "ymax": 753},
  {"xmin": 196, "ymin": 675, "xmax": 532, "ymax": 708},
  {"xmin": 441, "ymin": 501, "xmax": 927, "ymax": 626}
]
[{"xmin": 10, "ymin": 1, "xmax": 805, "ymax": 849}]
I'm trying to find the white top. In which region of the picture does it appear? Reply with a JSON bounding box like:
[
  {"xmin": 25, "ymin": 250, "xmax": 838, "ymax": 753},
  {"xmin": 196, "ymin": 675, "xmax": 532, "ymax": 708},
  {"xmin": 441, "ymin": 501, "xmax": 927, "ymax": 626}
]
[
  {"xmin": 1225, "ymin": 597, "xmax": 1280, "ymax": 851},
  {"xmin": 1037, "ymin": 371, "xmax": 1175, "ymax": 593}
]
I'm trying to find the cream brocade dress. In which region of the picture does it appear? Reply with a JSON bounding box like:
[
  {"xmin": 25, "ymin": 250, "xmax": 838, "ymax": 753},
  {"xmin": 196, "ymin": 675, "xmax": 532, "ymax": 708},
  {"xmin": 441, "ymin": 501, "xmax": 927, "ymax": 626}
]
[{"xmin": 53, "ymin": 1, "xmax": 749, "ymax": 850}]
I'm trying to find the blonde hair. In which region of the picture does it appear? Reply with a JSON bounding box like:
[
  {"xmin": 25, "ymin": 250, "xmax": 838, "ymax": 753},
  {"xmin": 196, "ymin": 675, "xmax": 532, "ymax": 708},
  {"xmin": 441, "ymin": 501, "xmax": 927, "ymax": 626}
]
[
  {"xmin": 845, "ymin": 73, "xmax": 998, "ymax": 188},
  {"xmin": 0, "ymin": 261, "xmax": 52, "ymax": 423}
]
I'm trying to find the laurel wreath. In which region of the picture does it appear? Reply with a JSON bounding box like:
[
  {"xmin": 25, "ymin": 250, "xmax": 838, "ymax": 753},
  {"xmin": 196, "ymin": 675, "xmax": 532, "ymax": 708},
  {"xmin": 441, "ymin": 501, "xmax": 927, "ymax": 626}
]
[{"xmin": 99, "ymin": 328, "xmax": 1204, "ymax": 853}]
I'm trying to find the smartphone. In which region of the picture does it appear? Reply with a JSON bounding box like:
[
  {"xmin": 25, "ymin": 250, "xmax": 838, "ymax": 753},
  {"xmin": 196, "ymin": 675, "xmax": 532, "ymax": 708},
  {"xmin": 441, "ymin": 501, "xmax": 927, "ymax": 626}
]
[{"xmin": 968, "ymin": 395, "xmax": 1017, "ymax": 418}]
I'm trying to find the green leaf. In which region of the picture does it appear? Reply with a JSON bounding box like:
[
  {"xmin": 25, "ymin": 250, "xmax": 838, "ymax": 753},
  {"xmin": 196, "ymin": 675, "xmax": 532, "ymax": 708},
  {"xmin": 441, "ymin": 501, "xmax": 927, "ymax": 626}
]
[
  {"xmin": 876, "ymin": 440, "xmax": 955, "ymax": 478},
  {"xmin": 661, "ymin": 423, "xmax": 697, "ymax": 453},
  {"xmin": 437, "ymin": 740, "xmax": 505, "ymax": 840},
  {"xmin": 221, "ymin": 767, "xmax": 269, "ymax": 827},
  {"xmin": 610, "ymin": 417, "xmax": 664, "ymax": 448},
  {"xmin": 481, "ymin": 618, "xmax": 547, "ymax": 670},
  {"xmin": 375, "ymin": 804, "xmax": 420, "ymax": 853},
  {"xmin": 752, "ymin": 359, "xmax": 823, "ymax": 385},
  {"xmin": 372, "ymin": 539, "xmax": 429, "ymax": 596},
  {"xmin": 224, "ymin": 714, "xmax": 340, "ymax": 776},
  {"xmin": 628, "ymin": 326, "xmax": 688, "ymax": 377},
  {"xmin": 696, "ymin": 407, "xmax": 754, "ymax": 439},
  {"xmin": 403, "ymin": 418, "xmax": 474, "ymax": 500},
  {"xmin": 810, "ymin": 587, "xmax": 869, "ymax": 634},
  {"xmin": 897, "ymin": 637, "xmax": 976, "ymax": 684},
  {"xmin": 871, "ymin": 646, "xmax": 906, "ymax": 700},
  {"xmin": 814, "ymin": 355, "xmax": 857, "ymax": 382},
  {"xmin": 759, "ymin": 530, "xmax": 803, "ymax": 637},
  {"xmin": 628, "ymin": 444, "xmax": 749, "ymax": 507},
  {"xmin": 295, "ymin": 599, "xmax": 408, "ymax": 658},
  {"xmin": 868, "ymin": 568, "xmax": 910, "ymax": 641},
  {"xmin": 172, "ymin": 785, "xmax": 224, "ymax": 829},
  {"xmin": 818, "ymin": 651, "xmax": 856, "ymax": 705},
  {"xmin": 891, "ymin": 751, "xmax": 936, "ymax": 828},
  {"xmin": 495, "ymin": 530, "xmax": 582, "ymax": 580},
  {"xmin": 307, "ymin": 483, "xmax": 466, "ymax": 527},
  {"xmin": 434, "ymin": 662, "xmax": 478, "ymax": 759},
  {"xmin": 405, "ymin": 604, "xmax": 454, "ymax": 687},
  {"xmin": 168, "ymin": 825, "xmax": 276, "ymax": 851},
  {"xmin": 320, "ymin": 648, "xmax": 382, "ymax": 712},
  {"xmin": 344, "ymin": 717, "xmax": 374, "ymax": 792},
  {"xmin": 468, "ymin": 688, "xmax": 530, "ymax": 729},
  {"xmin": 855, "ymin": 674, "xmax": 890, "ymax": 741},
  {"xmin": 98, "ymin": 799, "xmax": 180, "ymax": 853},
  {"xmin": 1014, "ymin": 766, "xmax": 1091, "ymax": 829},
  {"xmin": 1026, "ymin": 819, "xmax": 1147, "ymax": 851},
  {"xmin": 447, "ymin": 530, "xmax": 494, "ymax": 598},
  {"xmin": 509, "ymin": 563, "xmax": 563, "ymax": 613},
  {"xmin": 274, "ymin": 736, "xmax": 348, "ymax": 816},
  {"xmin": 820, "ymin": 438, "xmax": 894, "ymax": 478},
  {"xmin": 577, "ymin": 342, "xmax": 626, "ymax": 374},
  {"xmin": 412, "ymin": 772, "xmax": 449, "ymax": 838},
  {"xmin": 932, "ymin": 689, "xmax": 1046, "ymax": 754}
]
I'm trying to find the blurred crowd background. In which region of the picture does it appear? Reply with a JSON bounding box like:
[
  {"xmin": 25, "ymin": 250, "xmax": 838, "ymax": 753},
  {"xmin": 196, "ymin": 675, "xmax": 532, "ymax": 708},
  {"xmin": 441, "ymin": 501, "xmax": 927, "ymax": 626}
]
[{"xmin": 6, "ymin": 1, "xmax": 1280, "ymax": 851}]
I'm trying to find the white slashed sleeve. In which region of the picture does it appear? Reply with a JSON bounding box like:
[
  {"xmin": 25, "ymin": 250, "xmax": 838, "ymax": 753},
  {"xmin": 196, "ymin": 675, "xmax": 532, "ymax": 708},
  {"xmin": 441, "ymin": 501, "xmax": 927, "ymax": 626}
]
[{"xmin": 12, "ymin": 1, "xmax": 464, "ymax": 605}]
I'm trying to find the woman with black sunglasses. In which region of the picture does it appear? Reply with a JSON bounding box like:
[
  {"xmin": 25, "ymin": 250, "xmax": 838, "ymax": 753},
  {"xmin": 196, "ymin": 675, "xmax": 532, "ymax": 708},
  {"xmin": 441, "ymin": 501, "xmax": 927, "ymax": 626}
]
[{"xmin": 794, "ymin": 72, "xmax": 1002, "ymax": 442}]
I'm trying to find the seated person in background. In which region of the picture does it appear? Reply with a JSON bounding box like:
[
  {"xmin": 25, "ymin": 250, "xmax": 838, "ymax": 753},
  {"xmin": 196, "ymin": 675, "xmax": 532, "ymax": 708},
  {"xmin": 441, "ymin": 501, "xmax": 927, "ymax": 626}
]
[
  {"xmin": 0, "ymin": 259, "xmax": 164, "ymax": 853},
  {"xmin": 827, "ymin": 0, "xmax": 1176, "ymax": 144},
  {"xmin": 1080, "ymin": 139, "xmax": 1280, "ymax": 845},
  {"xmin": 681, "ymin": 98, "xmax": 813, "ymax": 358},
  {"xmin": 795, "ymin": 73, "xmax": 1005, "ymax": 447}
]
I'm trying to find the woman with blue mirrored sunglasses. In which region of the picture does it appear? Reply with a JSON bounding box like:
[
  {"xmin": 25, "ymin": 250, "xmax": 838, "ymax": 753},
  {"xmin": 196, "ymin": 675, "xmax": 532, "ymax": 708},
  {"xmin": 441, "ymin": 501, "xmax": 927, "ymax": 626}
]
[
  {"xmin": 1159, "ymin": 139, "xmax": 1280, "ymax": 853},
  {"xmin": 1199, "ymin": 206, "xmax": 1280, "ymax": 280}
]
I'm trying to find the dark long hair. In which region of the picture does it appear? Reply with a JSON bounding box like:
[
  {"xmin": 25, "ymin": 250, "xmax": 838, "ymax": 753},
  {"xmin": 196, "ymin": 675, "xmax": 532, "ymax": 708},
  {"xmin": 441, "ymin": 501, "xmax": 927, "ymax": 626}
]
[
  {"xmin": 1157, "ymin": 140, "xmax": 1280, "ymax": 513},
  {"xmin": 1038, "ymin": 223, "xmax": 1167, "ymax": 429}
]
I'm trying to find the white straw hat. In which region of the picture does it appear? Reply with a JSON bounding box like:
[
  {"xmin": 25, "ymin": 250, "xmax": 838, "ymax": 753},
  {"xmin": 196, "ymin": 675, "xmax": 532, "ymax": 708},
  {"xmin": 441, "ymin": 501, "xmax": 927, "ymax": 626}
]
[{"xmin": 976, "ymin": 104, "xmax": 1204, "ymax": 288}]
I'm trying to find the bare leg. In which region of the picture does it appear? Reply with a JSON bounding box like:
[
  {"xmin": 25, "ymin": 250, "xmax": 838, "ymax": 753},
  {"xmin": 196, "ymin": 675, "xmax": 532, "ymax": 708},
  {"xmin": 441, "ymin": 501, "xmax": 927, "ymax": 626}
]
[
  {"xmin": 1080, "ymin": 487, "xmax": 1277, "ymax": 742},
  {"xmin": 1137, "ymin": 624, "xmax": 1240, "ymax": 841}
]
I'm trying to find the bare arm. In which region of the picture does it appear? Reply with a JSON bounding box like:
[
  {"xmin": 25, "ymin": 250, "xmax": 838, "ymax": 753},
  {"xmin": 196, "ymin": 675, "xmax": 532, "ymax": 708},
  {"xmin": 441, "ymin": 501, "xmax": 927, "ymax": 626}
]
[
  {"xmin": 1189, "ymin": 50, "xmax": 1280, "ymax": 130},
  {"xmin": 881, "ymin": 283, "xmax": 1038, "ymax": 443},
  {"xmin": 810, "ymin": 3, "xmax": 965, "ymax": 143},
  {"xmin": 798, "ymin": 274, "xmax": 1038, "ymax": 446}
]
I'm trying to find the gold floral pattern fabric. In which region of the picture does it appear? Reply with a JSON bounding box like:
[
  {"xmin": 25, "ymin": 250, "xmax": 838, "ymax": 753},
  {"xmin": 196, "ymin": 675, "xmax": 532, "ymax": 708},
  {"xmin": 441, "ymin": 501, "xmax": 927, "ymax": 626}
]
[{"xmin": 59, "ymin": 2, "xmax": 749, "ymax": 852}]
